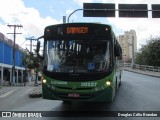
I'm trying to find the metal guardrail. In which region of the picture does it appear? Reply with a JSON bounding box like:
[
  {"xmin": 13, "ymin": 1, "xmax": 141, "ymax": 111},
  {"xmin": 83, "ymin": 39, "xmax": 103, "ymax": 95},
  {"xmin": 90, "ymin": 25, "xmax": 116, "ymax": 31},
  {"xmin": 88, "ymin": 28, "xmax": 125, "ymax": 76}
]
[{"xmin": 124, "ymin": 63, "xmax": 160, "ymax": 72}]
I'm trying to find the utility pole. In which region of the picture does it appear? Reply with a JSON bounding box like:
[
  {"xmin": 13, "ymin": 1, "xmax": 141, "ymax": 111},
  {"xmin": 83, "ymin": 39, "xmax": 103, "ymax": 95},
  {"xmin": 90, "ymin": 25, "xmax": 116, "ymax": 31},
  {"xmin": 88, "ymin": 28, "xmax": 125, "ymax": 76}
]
[
  {"xmin": 25, "ymin": 37, "xmax": 37, "ymax": 53},
  {"xmin": 25, "ymin": 37, "xmax": 37, "ymax": 83},
  {"xmin": 7, "ymin": 24, "xmax": 23, "ymax": 85}
]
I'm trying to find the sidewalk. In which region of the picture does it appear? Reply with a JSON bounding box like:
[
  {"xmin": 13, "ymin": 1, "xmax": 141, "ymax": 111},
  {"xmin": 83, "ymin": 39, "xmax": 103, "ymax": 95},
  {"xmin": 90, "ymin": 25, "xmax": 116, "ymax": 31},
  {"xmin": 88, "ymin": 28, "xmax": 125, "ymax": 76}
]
[
  {"xmin": 0, "ymin": 80, "xmax": 40, "ymax": 87},
  {"xmin": 124, "ymin": 67, "xmax": 160, "ymax": 78},
  {"xmin": 0, "ymin": 81, "xmax": 42, "ymax": 96}
]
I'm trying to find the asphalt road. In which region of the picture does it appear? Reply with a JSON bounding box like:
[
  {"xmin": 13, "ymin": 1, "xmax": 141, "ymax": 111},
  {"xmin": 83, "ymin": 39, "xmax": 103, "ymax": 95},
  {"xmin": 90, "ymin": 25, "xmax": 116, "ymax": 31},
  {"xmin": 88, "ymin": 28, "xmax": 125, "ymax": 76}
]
[{"xmin": 0, "ymin": 71, "xmax": 160, "ymax": 120}]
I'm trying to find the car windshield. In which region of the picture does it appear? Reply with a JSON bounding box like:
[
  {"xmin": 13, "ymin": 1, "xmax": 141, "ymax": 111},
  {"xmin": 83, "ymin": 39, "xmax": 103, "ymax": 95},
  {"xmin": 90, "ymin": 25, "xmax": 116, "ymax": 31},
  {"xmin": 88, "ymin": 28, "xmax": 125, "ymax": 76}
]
[{"xmin": 44, "ymin": 39, "xmax": 111, "ymax": 73}]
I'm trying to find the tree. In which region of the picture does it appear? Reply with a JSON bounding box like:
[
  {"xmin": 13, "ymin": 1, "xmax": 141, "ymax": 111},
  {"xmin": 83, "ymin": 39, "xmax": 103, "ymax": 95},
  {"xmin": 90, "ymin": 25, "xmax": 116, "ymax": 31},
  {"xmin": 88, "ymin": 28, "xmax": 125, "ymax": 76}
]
[
  {"xmin": 32, "ymin": 51, "xmax": 42, "ymax": 85},
  {"xmin": 22, "ymin": 49, "xmax": 42, "ymax": 85},
  {"xmin": 135, "ymin": 37, "xmax": 160, "ymax": 66}
]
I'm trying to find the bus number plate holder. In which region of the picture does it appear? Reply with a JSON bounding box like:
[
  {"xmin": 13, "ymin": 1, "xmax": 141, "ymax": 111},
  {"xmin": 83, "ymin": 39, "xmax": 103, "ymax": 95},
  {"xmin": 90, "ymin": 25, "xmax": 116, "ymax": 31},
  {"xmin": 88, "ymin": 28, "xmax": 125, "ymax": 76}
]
[{"xmin": 68, "ymin": 93, "xmax": 80, "ymax": 98}]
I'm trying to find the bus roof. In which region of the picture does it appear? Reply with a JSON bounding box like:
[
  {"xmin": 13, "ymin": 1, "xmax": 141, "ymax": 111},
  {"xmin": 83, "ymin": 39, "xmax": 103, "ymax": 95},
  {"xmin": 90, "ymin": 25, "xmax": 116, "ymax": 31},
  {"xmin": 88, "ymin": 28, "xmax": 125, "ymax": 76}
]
[{"xmin": 44, "ymin": 23, "xmax": 114, "ymax": 40}]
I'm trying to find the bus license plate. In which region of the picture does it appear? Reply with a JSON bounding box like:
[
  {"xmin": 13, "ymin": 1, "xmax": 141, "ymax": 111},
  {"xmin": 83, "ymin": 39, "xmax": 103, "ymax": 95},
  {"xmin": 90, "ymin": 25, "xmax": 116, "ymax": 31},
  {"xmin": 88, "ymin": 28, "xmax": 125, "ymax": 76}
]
[{"xmin": 68, "ymin": 93, "xmax": 80, "ymax": 98}]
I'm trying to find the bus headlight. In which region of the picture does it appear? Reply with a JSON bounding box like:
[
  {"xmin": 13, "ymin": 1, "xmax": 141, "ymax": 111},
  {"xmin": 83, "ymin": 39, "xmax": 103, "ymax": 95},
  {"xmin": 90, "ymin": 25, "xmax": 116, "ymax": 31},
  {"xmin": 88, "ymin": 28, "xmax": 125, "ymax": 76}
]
[
  {"xmin": 43, "ymin": 79, "xmax": 47, "ymax": 84},
  {"xmin": 106, "ymin": 81, "xmax": 111, "ymax": 86}
]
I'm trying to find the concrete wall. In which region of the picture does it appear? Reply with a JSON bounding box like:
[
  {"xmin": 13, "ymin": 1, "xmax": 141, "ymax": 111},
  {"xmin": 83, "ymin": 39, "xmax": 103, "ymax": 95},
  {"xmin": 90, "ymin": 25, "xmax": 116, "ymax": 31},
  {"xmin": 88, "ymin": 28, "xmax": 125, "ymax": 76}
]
[{"xmin": 0, "ymin": 33, "xmax": 25, "ymax": 85}]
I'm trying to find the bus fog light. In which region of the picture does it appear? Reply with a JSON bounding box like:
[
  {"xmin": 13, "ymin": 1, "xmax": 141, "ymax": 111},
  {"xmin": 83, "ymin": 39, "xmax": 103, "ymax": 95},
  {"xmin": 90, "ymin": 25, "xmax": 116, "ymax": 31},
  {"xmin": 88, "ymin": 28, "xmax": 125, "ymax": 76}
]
[
  {"xmin": 106, "ymin": 81, "xmax": 111, "ymax": 86},
  {"xmin": 95, "ymin": 87, "xmax": 98, "ymax": 91},
  {"xmin": 47, "ymin": 84, "xmax": 50, "ymax": 88},
  {"xmin": 43, "ymin": 79, "xmax": 47, "ymax": 83}
]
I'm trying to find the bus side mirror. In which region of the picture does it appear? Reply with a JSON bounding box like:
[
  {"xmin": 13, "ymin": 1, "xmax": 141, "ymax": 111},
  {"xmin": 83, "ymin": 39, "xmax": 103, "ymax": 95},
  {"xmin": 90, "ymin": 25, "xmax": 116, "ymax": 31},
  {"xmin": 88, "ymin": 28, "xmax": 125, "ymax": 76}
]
[
  {"xmin": 36, "ymin": 36, "xmax": 44, "ymax": 59},
  {"xmin": 36, "ymin": 41, "xmax": 40, "ymax": 53},
  {"xmin": 115, "ymin": 45, "xmax": 121, "ymax": 57}
]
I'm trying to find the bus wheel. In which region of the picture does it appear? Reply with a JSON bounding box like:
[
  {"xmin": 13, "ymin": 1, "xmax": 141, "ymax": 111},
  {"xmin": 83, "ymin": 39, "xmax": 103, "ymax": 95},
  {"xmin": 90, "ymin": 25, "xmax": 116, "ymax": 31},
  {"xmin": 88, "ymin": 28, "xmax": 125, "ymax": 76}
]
[
  {"xmin": 119, "ymin": 79, "xmax": 121, "ymax": 86},
  {"xmin": 115, "ymin": 80, "xmax": 118, "ymax": 95},
  {"xmin": 62, "ymin": 100, "xmax": 72, "ymax": 104},
  {"xmin": 119, "ymin": 75, "xmax": 122, "ymax": 86},
  {"xmin": 119, "ymin": 71, "xmax": 122, "ymax": 86}
]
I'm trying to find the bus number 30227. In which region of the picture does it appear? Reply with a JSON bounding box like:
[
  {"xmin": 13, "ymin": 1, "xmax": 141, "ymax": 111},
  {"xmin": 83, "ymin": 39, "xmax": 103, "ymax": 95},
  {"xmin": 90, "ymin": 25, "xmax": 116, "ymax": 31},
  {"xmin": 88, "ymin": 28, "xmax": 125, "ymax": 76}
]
[{"xmin": 81, "ymin": 82, "xmax": 97, "ymax": 87}]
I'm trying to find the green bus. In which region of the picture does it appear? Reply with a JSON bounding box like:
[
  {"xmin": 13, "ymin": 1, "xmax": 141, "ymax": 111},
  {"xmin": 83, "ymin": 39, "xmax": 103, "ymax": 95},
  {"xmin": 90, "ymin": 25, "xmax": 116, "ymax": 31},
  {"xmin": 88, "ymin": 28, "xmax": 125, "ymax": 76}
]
[{"xmin": 37, "ymin": 23, "xmax": 123, "ymax": 102}]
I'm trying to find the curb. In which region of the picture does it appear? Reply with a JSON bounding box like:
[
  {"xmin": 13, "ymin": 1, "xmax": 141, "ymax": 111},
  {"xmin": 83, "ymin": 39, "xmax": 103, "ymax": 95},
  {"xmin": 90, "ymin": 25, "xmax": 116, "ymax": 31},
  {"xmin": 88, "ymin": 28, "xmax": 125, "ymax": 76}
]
[
  {"xmin": 29, "ymin": 85, "xmax": 42, "ymax": 98},
  {"xmin": 29, "ymin": 92, "xmax": 42, "ymax": 98},
  {"xmin": 124, "ymin": 69, "xmax": 160, "ymax": 78}
]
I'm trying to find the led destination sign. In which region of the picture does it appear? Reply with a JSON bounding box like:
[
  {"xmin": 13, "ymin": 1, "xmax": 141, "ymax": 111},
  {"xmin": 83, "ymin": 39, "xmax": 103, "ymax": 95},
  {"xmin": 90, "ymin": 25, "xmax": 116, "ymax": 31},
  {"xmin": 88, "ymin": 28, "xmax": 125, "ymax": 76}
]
[
  {"xmin": 67, "ymin": 27, "xmax": 88, "ymax": 34},
  {"xmin": 44, "ymin": 23, "xmax": 111, "ymax": 39}
]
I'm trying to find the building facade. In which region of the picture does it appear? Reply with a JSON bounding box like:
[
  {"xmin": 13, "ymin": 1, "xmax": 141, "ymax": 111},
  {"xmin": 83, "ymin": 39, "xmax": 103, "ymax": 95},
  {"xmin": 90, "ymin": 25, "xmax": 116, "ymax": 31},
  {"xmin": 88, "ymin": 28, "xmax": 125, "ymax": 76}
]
[
  {"xmin": 0, "ymin": 32, "xmax": 25, "ymax": 85},
  {"xmin": 118, "ymin": 30, "xmax": 137, "ymax": 63}
]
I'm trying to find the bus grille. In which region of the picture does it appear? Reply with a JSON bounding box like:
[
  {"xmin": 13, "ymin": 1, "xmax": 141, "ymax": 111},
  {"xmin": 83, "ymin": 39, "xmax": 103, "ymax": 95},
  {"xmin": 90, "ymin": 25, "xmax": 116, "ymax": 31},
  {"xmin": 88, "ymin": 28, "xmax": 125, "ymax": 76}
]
[
  {"xmin": 43, "ymin": 70, "xmax": 112, "ymax": 82},
  {"xmin": 55, "ymin": 86, "xmax": 93, "ymax": 91},
  {"xmin": 54, "ymin": 92, "xmax": 95, "ymax": 100}
]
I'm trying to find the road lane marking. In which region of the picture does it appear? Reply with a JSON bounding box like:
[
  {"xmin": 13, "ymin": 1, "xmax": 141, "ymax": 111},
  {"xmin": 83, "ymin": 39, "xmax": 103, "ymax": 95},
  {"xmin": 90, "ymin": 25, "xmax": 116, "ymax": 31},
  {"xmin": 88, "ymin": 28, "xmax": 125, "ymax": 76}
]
[{"xmin": 0, "ymin": 89, "xmax": 17, "ymax": 98}]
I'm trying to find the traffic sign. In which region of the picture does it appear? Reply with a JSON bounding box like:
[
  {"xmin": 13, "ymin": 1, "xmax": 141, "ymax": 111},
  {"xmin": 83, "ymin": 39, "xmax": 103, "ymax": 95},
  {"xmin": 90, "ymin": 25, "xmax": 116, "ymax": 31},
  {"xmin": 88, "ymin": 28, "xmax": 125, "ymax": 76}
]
[
  {"xmin": 152, "ymin": 4, "xmax": 160, "ymax": 18},
  {"xmin": 67, "ymin": 3, "xmax": 160, "ymax": 22},
  {"xmin": 83, "ymin": 3, "xmax": 115, "ymax": 17},
  {"xmin": 119, "ymin": 4, "xmax": 148, "ymax": 18}
]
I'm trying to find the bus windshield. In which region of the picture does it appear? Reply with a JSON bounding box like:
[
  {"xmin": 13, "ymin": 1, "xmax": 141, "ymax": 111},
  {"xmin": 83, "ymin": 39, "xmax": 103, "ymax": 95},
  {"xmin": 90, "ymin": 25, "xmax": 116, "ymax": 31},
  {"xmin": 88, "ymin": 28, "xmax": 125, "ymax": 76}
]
[{"xmin": 45, "ymin": 39, "xmax": 111, "ymax": 73}]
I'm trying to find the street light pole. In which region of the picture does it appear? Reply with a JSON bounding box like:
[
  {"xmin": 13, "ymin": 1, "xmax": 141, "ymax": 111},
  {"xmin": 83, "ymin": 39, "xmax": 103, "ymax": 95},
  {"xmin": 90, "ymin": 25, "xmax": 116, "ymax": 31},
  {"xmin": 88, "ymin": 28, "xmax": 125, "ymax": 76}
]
[
  {"xmin": 67, "ymin": 9, "xmax": 83, "ymax": 23},
  {"xmin": 131, "ymin": 36, "xmax": 135, "ymax": 69}
]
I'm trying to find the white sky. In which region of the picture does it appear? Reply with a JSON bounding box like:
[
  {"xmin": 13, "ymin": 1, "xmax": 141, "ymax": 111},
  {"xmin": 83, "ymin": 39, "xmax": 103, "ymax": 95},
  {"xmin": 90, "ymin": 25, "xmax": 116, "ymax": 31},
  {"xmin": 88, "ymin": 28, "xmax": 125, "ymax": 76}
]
[{"xmin": 0, "ymin": 0, "xmax": 160, "ymax": 50}]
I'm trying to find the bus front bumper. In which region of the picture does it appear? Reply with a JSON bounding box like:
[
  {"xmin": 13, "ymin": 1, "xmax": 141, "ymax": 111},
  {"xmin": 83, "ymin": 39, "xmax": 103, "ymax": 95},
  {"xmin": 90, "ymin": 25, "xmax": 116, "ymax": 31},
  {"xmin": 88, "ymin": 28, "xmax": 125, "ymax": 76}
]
[{"xmin": 42, "ymin": 84, "xmax": 115, "ymax": 102}]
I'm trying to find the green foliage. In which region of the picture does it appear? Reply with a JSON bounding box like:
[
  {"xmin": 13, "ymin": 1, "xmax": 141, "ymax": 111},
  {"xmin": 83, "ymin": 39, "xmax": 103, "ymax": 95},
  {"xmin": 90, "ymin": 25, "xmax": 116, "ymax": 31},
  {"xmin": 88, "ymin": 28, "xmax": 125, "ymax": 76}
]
[
  {"xmin": 22, "ymin": 50, "xmax": 42, "ymax": 70},
  {"xmin": 135, "ymin": 37, "xmax": 160, "ymax": 66},
  {"xmin": 22, "ymin": 49, "xmax": 42, "ymax": 84}
]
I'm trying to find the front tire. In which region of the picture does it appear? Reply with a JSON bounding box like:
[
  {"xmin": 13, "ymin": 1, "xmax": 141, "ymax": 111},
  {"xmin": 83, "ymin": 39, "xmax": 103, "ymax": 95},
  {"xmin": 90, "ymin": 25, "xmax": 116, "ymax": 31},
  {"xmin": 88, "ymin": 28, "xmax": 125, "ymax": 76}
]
[{"xmin": 62, "ymin": 100, "xmax": 72, "ymax": 104}]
